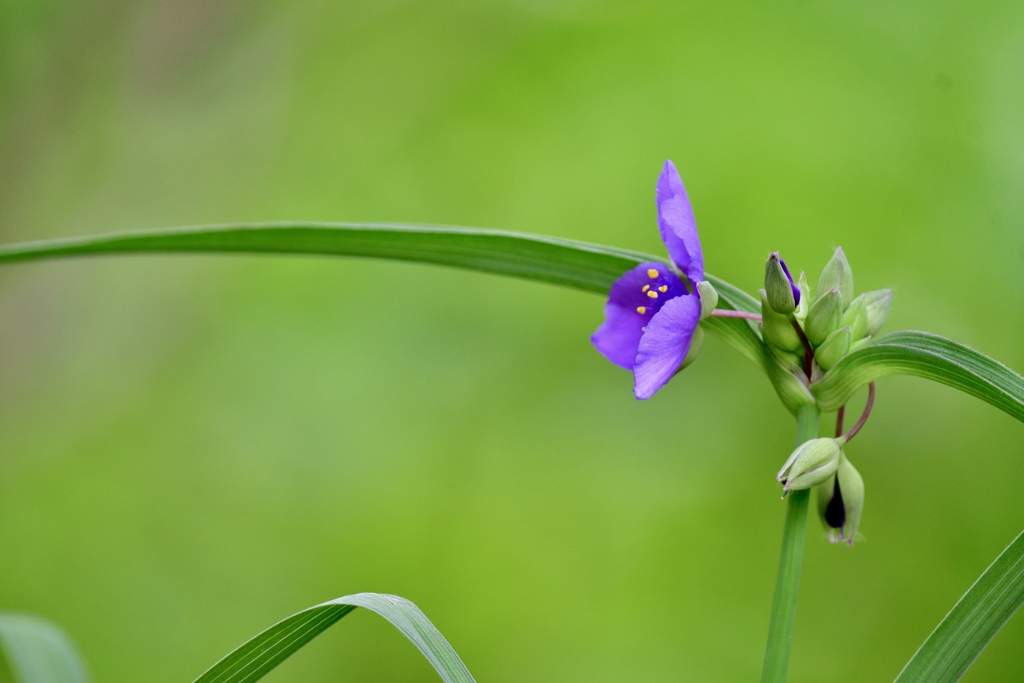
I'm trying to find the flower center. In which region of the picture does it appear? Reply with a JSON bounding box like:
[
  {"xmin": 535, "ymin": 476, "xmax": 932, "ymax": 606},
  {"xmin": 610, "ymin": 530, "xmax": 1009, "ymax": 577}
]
[{"xmin": 634, "ymin": 267, "xmax": 677, "ymax": 318}]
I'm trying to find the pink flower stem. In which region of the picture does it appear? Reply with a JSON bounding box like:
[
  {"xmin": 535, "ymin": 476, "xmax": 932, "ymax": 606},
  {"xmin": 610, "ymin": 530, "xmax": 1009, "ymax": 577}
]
[
  {"xmin": 710, "ymin": 309, "xmax": 762, "ymax": 320},
  {"xmin": 841, "ymin": 382, "xmax": 876, "ymax": 443}
]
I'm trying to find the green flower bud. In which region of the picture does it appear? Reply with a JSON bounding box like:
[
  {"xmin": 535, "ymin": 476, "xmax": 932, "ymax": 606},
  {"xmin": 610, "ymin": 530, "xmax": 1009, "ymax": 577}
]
[
  {"xmin": 840, "ymin": 294, "xmax": 868, "ymax": 340},
  {"xmin": 794, "ymin": 272, "xmax": 811, "ymax": 322},
  {"xmin": 759, "ymin": 290, "xmax": 803, "ymax": 353},
  {"xmin": 848, "ymin": 337, "xmax": 871, "ymax": 353},
  {"xmin": 804, "ymin": 289, "xmax": 843, "ymax": 347},
  {"xmin": 764, "ymin": 253, "xmax": 798, "ymax": 315},
  {"xmin": 862, "ymin": 289, "xmax": 893, "ymax": 337},
  {"xmin": 815, "ymin": 326, "xmax": 852, "ymax": 371},
  {"xmin": 817, "ymin": 454, "xmax": 864, "ymax": 546},
  {"xmin": 680, "ymin": 326, "xmax": 705, "ymax": 370},
  {"xmin": 770, "ymin": 345, "xmax": 804, "ymax": 374},
  {"xmin": 776, "ymin": 437, "xmax": 845, "ymax": 492},
  {"xmin": 816, "ymin": 247, "xmax": 854, "ymax": 309},
  {"xmin": 697, "ymin": 280, "xmax": 719, "ymax": 320}
]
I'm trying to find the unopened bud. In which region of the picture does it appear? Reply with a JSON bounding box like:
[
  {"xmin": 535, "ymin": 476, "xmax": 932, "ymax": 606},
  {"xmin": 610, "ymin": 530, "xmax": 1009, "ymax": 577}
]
[
  {"xmin": 815, "ymin": 326, "xmax": 852, "ymax": 371},
  {"xmin": 759, "ymin": 290, "xmax": 803, "ymax": 353},
  {"xmin": 817, "ymin": 247, "xmax": 854, "ymax": 309},
  {"xmin": 805, "ymin": 289, "xmax": 843, "ymax": 347},
  {"xmin": 817, "ymin": 454, "xmax": 864, "ymax": 546},
  {"xmin": 862, "ymin": 289, "xmax": 893, "ymax": 337},
  {"xmin": 841, "ymin": 295, "xmax": 868, "ymax": 339},
  {"xmin": 770, "ymin": 346, "xmax": 804, "ymax": 374},
  {"xmin": 764, "ymin": 253, "xmax": 800, "ymax": 315},
  {"xmin": 777, "ymin": 437, "xmax": 845, "ymax": 492},
  {"xmin": 696, "ymin": 280, "xmax": 719, "ymax": 320}
]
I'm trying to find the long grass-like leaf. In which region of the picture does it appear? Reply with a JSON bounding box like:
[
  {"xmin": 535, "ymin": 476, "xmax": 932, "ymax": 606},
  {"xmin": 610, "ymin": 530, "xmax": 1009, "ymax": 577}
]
[
  {"xmin": 193, "ymin": 592, "xmax": 474, "ymax": 683},
  {"xmin": 813, "ymin": 331, "xmax": 1024, "ymax": 424},
  {"xmin": 0, "ymin": 614, "xmax": 90, "ymax": 683},
  {"xmin": 0, "ymin": 222, "xmax": 767, "ymax": 369},
  {"xmin": 896, "ymin": 529, "xmax": 1024, "ymax": 682}
]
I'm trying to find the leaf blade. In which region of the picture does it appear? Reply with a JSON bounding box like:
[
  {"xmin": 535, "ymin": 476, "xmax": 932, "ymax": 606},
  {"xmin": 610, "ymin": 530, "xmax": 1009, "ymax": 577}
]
[
  {"xmin": 192, "ymin": 592, "xmax": 475, "ymax": 683},
  {"xmin": 896, "ymin": 529, "xmax": 1024, "ymax": 682},
  {"xmin": 0, "ymin": 613, "xmax": 90, "ymax": 683},
  {"xmin": 812, "ymin": 331, "xmax": 1024, "ymax": 423},
  {"xmin": 0, "ymin": 222, "xmax": 768, "ymax": 371}
]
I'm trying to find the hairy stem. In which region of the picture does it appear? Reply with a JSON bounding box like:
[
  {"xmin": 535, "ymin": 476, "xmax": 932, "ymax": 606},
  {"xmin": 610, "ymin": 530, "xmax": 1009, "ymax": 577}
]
[{"xmin": 761, "ymin": 404, "xmax": 820, "ymax": 683}]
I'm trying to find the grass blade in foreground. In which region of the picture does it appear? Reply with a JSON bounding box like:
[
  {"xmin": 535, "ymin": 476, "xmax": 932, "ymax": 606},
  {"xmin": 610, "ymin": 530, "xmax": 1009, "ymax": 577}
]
[
  {"xmin": 0, "ymin": 613, "xmax": 90, "ymax": 683},
  {"xmin": 193, "ymin": 592, "xmax": 474, "ymax": 683},
  {"xmin": 813, "ymin": 331, "xmax": 1024, "ymax": 425},
  {"xmin": 896, "ymin": 529, "xmax": 1024, "ymax": 682}
]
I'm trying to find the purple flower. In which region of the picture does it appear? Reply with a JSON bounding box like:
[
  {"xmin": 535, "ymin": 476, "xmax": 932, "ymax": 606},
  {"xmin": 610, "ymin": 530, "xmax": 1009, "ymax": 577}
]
[{"xmin": 591, "ymin": 160, "xmax": 705, "ymax": 399}]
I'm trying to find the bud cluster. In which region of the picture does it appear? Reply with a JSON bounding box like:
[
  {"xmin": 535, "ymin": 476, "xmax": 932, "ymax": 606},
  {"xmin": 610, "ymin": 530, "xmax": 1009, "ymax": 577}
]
[
  {"xmin": 775, "ymin": 435, "xmax": 865, "ymax": 546},
  {"xmin": 763, "ymin": 247, "xmax": 886, "ymax": 546},
  {"xmin": 760, "ymin": 248, "xmax": 892, "ymax": 376}
]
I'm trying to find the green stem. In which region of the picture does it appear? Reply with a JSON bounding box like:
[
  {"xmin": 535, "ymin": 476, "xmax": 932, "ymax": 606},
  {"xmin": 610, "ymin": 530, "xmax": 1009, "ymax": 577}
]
[{"xmin": 760, "ymin": 404, "xmax": 820, "ymax": 683}]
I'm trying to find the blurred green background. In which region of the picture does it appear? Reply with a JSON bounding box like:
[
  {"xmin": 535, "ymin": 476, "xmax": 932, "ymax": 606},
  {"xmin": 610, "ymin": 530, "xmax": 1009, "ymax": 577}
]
[{"xmin": 1, "ymin": 0, "xmax": 1022, "ymax": 680}]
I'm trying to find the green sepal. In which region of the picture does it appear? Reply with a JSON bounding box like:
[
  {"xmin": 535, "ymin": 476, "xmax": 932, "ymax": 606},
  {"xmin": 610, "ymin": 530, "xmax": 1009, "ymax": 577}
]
[
  {"xmin": 765, "ymin": 253, "xmax": 797, "ymax": 314},
  {"xmin": 817, "ymin": 454, "xmax": 864, "ymax": 546},
  {"xmin": 862, "ymin": 289, "xmax": 893, "ymax": 336},
  {"xmin": 680, "ymin": 326, "xmax": 705, "ymax": 370},
  {"xmin": 770, "ymin": 346, "xmax": 804, "ymax": 374},
  {"xmin": 696, "ymin": 280, "xmax": 719, "ymax": 320},
  {"xmin": 841, "ymin": 295, "xmax": 868, "ymax": 339},
  {"xmin": 816, "ymin": 247, "xmax": 854, "ymax": 309},
  {"xmin": 759, "ymin": 290, "xmax": 803, "ymax": 353},
  {"xmin": 805, "ymin": 289, "xmax": 843, "ymax": 347},
  {"xmin": 815, "ymin": 326, "xmax": 852, "ymax": 371},
  {"xmin": 777, "ymin": 437, "xmax": 844, "ymax": 492},
  {"xmin": 794, "ymin": 272, "xmax": 811, "ymax": 322}
]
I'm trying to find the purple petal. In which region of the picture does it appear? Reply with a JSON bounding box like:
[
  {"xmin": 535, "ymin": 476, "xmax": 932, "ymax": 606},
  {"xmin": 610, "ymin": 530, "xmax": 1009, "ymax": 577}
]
[
  {"xmin": 779, "ymin": 257, "xmax": 801, "ymax": 306},
  {"xmin": 656, "ymin": 160, "xmax": 704, "ymax": 286},
  {"xmin": 592, "ymin": 263, "xmax": 686, "ymax": 369},
  {"xmin": 633, "ymin": 293, "xmax": 701, "ymax": 399}
]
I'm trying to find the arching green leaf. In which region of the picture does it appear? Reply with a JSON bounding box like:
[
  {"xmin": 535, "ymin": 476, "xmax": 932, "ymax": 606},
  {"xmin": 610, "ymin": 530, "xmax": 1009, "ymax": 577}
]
[
  {"xmin": 813, "ymin": 331, "xmax": 1024, "ymax": 423},
  {"xmin": 193, "ymin": 592, "xmax": 474, "ymax": 683},
  {"xmin": 0, "ymin": 613, "xmax": 90, "ymax": 683},
  {"xmin": 0, "ymin": 222, "xmax": 767, "ymax": 372}
]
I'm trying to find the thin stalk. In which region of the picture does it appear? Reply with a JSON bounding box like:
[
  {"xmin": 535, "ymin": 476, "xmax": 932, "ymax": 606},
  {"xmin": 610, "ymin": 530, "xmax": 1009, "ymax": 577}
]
[
  {"xmin": 710, "ymin": 309, "xmax": 762, "ymax": 321},
  {"xmin": 841, "ymin": 382, "xmax": 876, "ymax": 442},
  {"xmin": 760, "ymin": 403, "xmax": 820, "ymax": 683}
]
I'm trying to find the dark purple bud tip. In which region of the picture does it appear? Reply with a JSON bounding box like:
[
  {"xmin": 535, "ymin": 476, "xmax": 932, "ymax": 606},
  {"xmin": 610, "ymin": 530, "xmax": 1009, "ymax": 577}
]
[
  {"xmin": 824, "ymin": 477, "xmax": 845, "ymax": 530},
  {"xmin": 778, "ymin": 257, "xmax": 801, "ymax": 307}
]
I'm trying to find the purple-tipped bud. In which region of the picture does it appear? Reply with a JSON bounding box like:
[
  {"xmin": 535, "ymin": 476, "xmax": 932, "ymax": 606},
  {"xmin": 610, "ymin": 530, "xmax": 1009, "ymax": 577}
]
[
  {"xmin": 817, "ymin": 454, "xmax": 865, "ymax": 546},
  {"xmin": 765, "ymin": 253, "xmax": 801, "ymax": 315}
]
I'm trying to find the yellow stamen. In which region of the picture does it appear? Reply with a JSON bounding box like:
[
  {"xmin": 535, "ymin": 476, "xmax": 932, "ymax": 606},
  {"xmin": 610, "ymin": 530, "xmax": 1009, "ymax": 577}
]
[
  {"xmin": 636, "ymin": 306, "xmax": 646, "ymax": 314},
  {"xmin": 642, "ymin": 284, "xmax": 650, "ymax": 293},
  {"xmin": 647, "ymin": 290, "xmax": 658, "ymax": 299},
  {"xmin": 658, "ymin": 285, "xmax": 668, "ymax": 293},
  {"xmin": 647, "ymin": 268, "xmax": 659, "ymax": 279}
]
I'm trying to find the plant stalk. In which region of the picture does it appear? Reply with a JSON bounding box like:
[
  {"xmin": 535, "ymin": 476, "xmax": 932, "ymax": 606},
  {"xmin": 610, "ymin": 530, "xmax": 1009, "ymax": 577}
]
[{"xmin": 760, "ymin": 403, "xmax": 820, "ymax": 683}]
